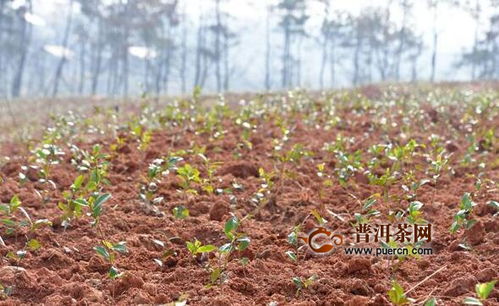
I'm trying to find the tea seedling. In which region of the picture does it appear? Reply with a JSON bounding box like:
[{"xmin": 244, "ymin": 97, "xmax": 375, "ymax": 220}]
[
  {"xmin": 0, "ymin": 195, "xmax": 52, "ymax": 237},
  {"xmin": 172, "ymin": 206, "xmax": 190, "ymax": 219},
  {"xmin": 316, "ymin": 163, "xmax": 333, "ymax": 211},
  {"xmin": 449, "ymin": 193, "xmax": 477, "ymax": 234},
  {"xmin": 70, "ymin": 144, "xmax": 110, "ymax": 192},
  {"xmin": 488, "ymin": 200, "xmax": 498, "ymax": 217},
  {"xmin": 94, "ymin": 240, "xmax": 128, "ymax": 279},
  {"xmin": 0, "ymin": 283, "xmax": 13, "ymax": 299},
  {"xmin": 387, "ymin": 280, "xmax": 414, "ymax": 305},
  {"xmin": 140, "ymin": 156, "xmax": 182, "ymax": 205},
  {"xmin": 128, "ymin": 118, "xmax": 152, "ymax": 151},
  {"xmin": 353, "ymin": 196, "xmax": 380, "ymax": 225},
  {"xmin": 186, "ymin": 239, "xmax": 217, "ymax": 257},
  {"xmin": 31, "ymin": 144, "xmax": 66, "ymax": 187},
  {"xmin": 401, "ymin": 176, "xmax": 430, "ymax": 201},
  {"xmin": 176, "ymin": 164, "xmax": 201, "ymax": 195},
  {"xmin": 406, "ymin": 201, "xmax": 427, "ymax": 225},
  {"xmin": 285, "ymin": 225, "xmax": 304, "ymax": 263},
  {"xmin": 208, "ymin": 216, "xmax": 251, "ymax": 286},
  {"xmin": 58, "ymin": 175, "xmax": 112, "ymax": 227},
  {"xmin": 463, "ymin": 280, "xmax": 497, "ymax": 305},
  {"xmin": 198, "ymin": 154, "xmax": 223, "ymax": 194},
  {"xmin": 292, "ymin": 275, "xmax": 318, "ymax": 296},
  {"xmin": 251, "ymin": 168, "xmax": 275, "ymax": 207},
  {"xmin": 334, "ymin": 150, "xmax": 364, "ymax": 186}
]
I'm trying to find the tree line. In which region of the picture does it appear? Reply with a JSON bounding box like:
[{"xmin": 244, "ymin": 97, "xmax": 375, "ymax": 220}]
[{"xmin": 0, "ymin": 0, "xmax": 498, "ymax": 98}]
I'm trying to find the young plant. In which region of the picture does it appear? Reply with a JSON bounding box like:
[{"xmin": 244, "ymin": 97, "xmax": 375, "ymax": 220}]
[
  {"xmin": 387, "ymin": 280, "xmax": 414, "ymax": 305},
  {"xmin": 285, "ymin": 224, "xmax": 304, "ymax": 263},
  {"xmin": 58, "ymin": 175, "xmax": 111, "ymax": 228},
  {"xmin": 449, "ymin": 193, "xmax": 477, "ymax": 234},
  {"xmin": 94, "ymin": 240, "xmax": 128, "ymax": 279},
  {"xmin": 70, "ymin": 144, "xmax": 110, "ymax": 192},
  {"xmin": 335, "ymin": 150, "xmax": 364, "ymax": 186},
  {"xmin": 251, "ymin": 167, "xmax": 275, "ymax": 205},
  {"xmin": 0, "ymin": 283, "xmax": 13, "ymax": 299},
  {"xmin": 401, "ymin": 174, "xmax": 430, "ymax": 201},
  {"xmin": 0, "ymin": 195, "xmax": 52, "ymax": 237},
  {"xmin": 30, "ymin": 144, "xmax": 66, "ymax": 188},
  {"xmin": 198, "ymin": 154, "xmax": 223, "ymax": 194},
  {"xmin": 316, "ymin": 163, "xmax": 333, "ymax": 211},
  {"xmin": 186, "ymin": 239, "xmax": 217, "ymax": 258},
  {"xmin": 463, "ymin": 280, "xmax": 497, "ymax": 305},
  {"xmin": 353, "ymin": 196, "xmax": 380, "ymax": 225},
  {"xmin": 176, "ymin": 164, "xmax": 201, "ymax": 195},
  {"xmin": 140, "ymin": 156, "xmax": 182, "ymax": 205},
  {"xmin": 367, "ymin": 167, "xmax": 397, "ymax": 198},
  {"xmin": 292, "ymin": 275, "xmax": 318, "ymax": 297},
  {"xmin": 128, "ymin": 118, "xmax": 152, "ymax": 151},
  {"xmin": 406, "ymin": 201, "xmax": 427, "ymax": 225},
  {"xmin": 172, "ymin": 206, "xmax": 190, "ymax": 219},
  {"xmin": 208, "ymin": 215, "xmax": 251, "ymax": 286}
]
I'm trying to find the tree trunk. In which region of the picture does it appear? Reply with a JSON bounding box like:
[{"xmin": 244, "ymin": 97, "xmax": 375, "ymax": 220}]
[
  {"xmin": 78, "ymin": 39, "xmax": 86, "ymax": 94},
  {"xmin": 52, "ymin": 0, "xmax": 74, "ymax": 97},
  {"xmin": 12, "ymin": 2, "xmax": 32, "ymax": 98},
  {"xmin": 180, "ymin": 4, "xmax": 187, "ymax": 93},
  {"xmin": 214, "ymin": 0, "xmax": 221, "ymax": 92},
  {"xmin": 265, "ymin": 2, "xmax": 271, "ymax": 90},
  {"xmin": 194, "ymin": 12, "xmax": 204, "ymax": 87}
]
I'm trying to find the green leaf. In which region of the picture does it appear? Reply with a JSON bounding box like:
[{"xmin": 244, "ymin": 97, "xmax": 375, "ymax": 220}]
[
  {"xmin": 363, "ymin": 198, "xmax": 377, "ymax": 211},
  {"xmin": 287, "ymin": 231, "xmax": 298, "ymax": 246},
  {"xmin": 32, "ymin": 219, "xmax": 52, "ymax": 231},
  {"xmin": 1, "ymin": 219, "xmax": 16, "ymax": 227},
  {"xmin": 94, "ymin": 193, "xmax": 111, "ymax": 208},
  {"xmin": 197, "ymin": 245, "xmax": 216, "ymax": 253},
  {"xmin": 449, "ymin": 221, "xmax": 460, "ymax": 233},
  {"xmin": 27, "ymin": 239, "xmax": 41, "ymax": 251},
  {"xmin": 73, "ymin": 199, "xmax": 89, "ymax": 207},
  {"xmin": 72, "ymin": 175, "xmax": 84, "ymax": 190},
  {"xmin": 111, "ymin": 242, "xmax": 127, "ymax": 254},
  {"xmin": 285, "ymin": 250, "xmax": 297, "ymax": 262},
  {"xmin": 10, "ymin": 195, "xmax": 21, "ymax": 211},
  {"xmin": 94, "ymin": 246, "xmax": 110, "ymax": 261},
  {"xmin": 424, "ymin": 297, "xmax": 437, "ymax": 306},
  {"xmin": 224, "ymin": 216, "xmax": 239, "ymax": 239},
  {"xmin": 488, "ymin": 200, "xmax": 499, "ymax": 210},
  {"xmin": 0, "ymin": 204, "xmax": 9, "ymax": 214},
  {"xmin": 236, "ymin": 237, "xmax": 250, "ymax": 251},
  {"xmin": 219, "ymin": 243, "xmax": 233, "ymax": 253},
  {"xmin": 463, "ymin": 297, "xmax": 483, "ymax": 305},
  {"xmin": 387, "ymin": 280, "xmax": 409, "ymax": 305},
  {"xmin": 461, "ymin": 193, "xmax": 475, "ymax": 210},
  {"xmin": 292, "ymin": 277, "xmax": 303, "ymax": 289},
  {"xmin": 310, "ymin": 209, "xmax": 326, "ymax": 225},
  {"xmin": 210, "ymin": 267, "xmax": 221, "ymax": 284},
  {"xmin": 186, "ymin": 241, "xmax": 196, "ymax": 254},
  {"xmin": 475, "ymin": 280, "xmax": 496, "ymax": 300},
  {"xmin": 409, "ymin": 201, "xmax": 424, "ymax": 212},
  {"xmin": 172, "ymin": 206, "xmax": 189, "ymax": 219},
  {"xmin": 108, "ymin": 266, "xmax": 123, "ymax": 279}
]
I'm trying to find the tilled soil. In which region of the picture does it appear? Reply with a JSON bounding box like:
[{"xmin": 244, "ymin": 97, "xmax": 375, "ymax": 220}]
[{"xmin": 0, "ymin": 88, "xmax": 498, "ymax": 305}]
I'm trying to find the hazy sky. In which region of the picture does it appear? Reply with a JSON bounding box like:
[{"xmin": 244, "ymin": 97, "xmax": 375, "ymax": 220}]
[
  {"xmin": 31, "ymin": 0, "xmax": 489, "ymax": 55},
  {"xmin": 18, "ymin": 0, "xmax": 497, "ymax": 91}
]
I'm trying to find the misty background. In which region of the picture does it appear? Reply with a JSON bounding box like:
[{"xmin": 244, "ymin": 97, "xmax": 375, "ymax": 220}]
[{"xmin": 0, "ymin": 0, "xmax": 498, "ymax": 99}]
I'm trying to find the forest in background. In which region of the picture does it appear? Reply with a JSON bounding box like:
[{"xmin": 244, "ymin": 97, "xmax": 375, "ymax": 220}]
[{"xmin": 0, "ymin": 0, "xmax": 498, "ymax": 98}]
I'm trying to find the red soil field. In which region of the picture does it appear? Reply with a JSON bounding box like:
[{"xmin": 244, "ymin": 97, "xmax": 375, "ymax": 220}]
[{"xmin": 0, "ymin": 87, "xmax": 497, "ymax": 305}]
